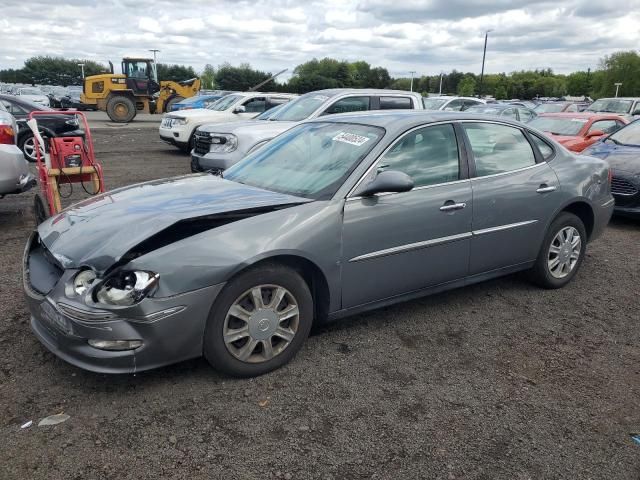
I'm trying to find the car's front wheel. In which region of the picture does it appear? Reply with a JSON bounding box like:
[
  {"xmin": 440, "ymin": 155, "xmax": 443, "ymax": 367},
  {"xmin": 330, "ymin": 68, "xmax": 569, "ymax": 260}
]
[
  {"xmin": 530, "ymin": 212, "xmax": 587, "ymax": 289},
  {"xmin": 19, "ymin": 132, "xmax": 48, "ymax": 162},
  {"xmin": 204, "ymin": 264, "xmax": 313, "ymax": 377}
]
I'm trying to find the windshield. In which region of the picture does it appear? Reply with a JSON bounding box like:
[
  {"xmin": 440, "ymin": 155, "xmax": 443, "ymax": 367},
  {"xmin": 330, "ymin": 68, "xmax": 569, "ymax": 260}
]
[
  {"xmin": 587, "ymin": 99, "xmax": 633, "ymax": 114},
  {"xmin": 224, "ymin": 122, "xmax": 384, "ymax": 200},
  {"xmin": 529, "ymin": 117, "xmax": 587, "ymax": 136},
  {"xmin": 608, "ymin": 120, "xmax": 640, "ymax": 146},
  {"xmin": 535, "ymin": 103, "xmax": 565, "ymax": 113},
  {"xmin": 254, "ymin": 104, "xmax": 284, "ymax": 120},
  {"xmin": 423, "ymin": 98, "xmax": 448, "ymax": 110},
  {"xmin": 269, "ymin": 95, "xmax": 328, "ymax": 122},
  {"xmin": 19, "ymin": 88, "xmax": 44, "ymax": 95},
  {"xmin": 206, "ymin": 94, "xmax": 242, "ymax": 111}
]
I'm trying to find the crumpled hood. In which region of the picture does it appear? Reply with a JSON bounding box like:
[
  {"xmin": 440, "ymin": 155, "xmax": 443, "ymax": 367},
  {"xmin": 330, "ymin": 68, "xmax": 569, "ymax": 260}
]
[
  {"xmin": 38, "ymin": 174, "xmax": 309, "ymax": 271},
  {"xmin": 582, "ymin": 142, "xmax": 640, "ymax": 173},
  {"xmin": 198, "ymin": 119, "xmax": 296, "ymax": 136}
]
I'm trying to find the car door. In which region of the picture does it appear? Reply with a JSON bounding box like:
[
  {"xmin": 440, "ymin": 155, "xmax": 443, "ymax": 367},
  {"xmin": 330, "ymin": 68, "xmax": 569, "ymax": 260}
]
[
  {"xmin": 461, "ymin": 121, "xmax": 560, "ymax": 275},
  {"xmin": 341, "ymin": 123, "xmax": 472, "ymax": 308}
]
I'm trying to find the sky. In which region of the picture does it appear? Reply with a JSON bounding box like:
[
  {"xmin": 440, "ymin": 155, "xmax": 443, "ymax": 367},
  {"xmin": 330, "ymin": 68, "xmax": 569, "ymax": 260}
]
[{"xmin": 1, "ymin": 0, "xmax": 639, "ymax": 80}]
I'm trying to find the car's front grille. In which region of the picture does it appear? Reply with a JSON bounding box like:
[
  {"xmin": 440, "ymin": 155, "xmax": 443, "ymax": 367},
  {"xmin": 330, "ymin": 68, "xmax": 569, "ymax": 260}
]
[
  {"xmin": 611, "ymin": 177, "xmax": 639, "ymax": 196},
  {"xmin": 194, "ymin": 132, "xmax": 211, "ymax": 155}
]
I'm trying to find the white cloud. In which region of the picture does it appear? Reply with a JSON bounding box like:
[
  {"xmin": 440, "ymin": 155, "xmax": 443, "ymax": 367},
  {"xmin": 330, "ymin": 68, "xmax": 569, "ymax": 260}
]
[{"xmin": 0, "ymin": 0, "xmax": 639, "ymax": 79}]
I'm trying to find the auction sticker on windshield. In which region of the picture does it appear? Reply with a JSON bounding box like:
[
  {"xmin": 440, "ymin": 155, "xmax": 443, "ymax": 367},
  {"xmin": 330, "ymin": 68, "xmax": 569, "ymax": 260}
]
[{"xmin": 333, "ymin": 132, "xmax": 371, "ymax": 147}]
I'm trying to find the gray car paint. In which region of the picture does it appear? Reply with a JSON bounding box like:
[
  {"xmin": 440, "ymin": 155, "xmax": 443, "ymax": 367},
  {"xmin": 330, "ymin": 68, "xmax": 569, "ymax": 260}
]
[
  {"xmin": 24, "ymin": 111, "xmax": 614, "ymax": 373},
  {"xmin": 0, "ymin": 107, "xmax": 35, "ymax": 196}
]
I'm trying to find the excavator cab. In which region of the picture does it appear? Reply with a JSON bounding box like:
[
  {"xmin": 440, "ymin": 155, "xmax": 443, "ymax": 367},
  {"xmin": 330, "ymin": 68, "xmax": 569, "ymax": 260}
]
[{"xmin": 121, "ymin": 58, "xmax": 159, "ymax": 96}]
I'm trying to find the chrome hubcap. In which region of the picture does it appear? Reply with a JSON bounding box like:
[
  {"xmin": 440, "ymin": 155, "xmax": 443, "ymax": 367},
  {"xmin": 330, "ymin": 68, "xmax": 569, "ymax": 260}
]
[
  {"xmin": 23, "ymin": 136, "xmax": 46, "ymax": 160},
  {"xmin": 223, "ymin": 284, "xmax": 299, "ymax": 363},
  {"xmin": 548, "ymin": 226, "xmax": 581, "ymax": 279}
]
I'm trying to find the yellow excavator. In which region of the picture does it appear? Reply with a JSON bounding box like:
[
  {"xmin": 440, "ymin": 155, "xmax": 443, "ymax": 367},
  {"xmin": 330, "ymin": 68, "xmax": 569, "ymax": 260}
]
[{"xmin": 80, "ymin": 58, "xmax": 201, "ymax": 123}]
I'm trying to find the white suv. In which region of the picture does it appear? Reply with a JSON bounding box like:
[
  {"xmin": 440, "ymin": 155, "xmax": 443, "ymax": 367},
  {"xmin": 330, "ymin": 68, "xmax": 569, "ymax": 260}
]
[{"xmin": 159, "ymin": 92, "xmax": 297, "ymax": 152}]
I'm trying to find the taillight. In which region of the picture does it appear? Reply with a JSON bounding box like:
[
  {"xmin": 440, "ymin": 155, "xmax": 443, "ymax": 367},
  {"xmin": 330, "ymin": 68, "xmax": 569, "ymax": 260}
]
[{"xmin": 0, "ymin": 125, "xmax": 15, "ymax": 145}]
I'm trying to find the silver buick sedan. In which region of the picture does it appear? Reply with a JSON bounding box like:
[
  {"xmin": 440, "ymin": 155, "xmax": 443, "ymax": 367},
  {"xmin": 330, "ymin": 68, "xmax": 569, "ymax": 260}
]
[{"xmin": 23, "ymin": 111, "xmax": 614, "ymax": 377}]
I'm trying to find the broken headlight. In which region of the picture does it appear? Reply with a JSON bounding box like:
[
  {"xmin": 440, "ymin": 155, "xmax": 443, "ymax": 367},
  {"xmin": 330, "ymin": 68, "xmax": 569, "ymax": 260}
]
[
  {"xmin": 209, "ymin": 133, "xmax": 237, "ymax": 153},
  {"xmin": 73, "ymin": 269, "xmax": 97, "ymax": 296},
  {"xmin": 94, "ymin": 271, "xmax": 159, "ymax": 306}
]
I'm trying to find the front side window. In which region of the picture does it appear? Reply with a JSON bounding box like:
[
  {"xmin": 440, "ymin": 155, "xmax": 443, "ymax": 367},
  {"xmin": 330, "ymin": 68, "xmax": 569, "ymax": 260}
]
[
  {"xmin": 242, "ymin": 97, "xmax": 267, "ymax": 113},
  {"xmin": 589, "ymin": 120, "xmax": 621, "ymax": 135},
  {"xmin": 463, "ymin": 100, "xmax": 482, "ymax": 110},
  {"xmin": 224, "ymin": 122, "xmax": 384, "ymax": 200},
  {"xmin": 1, "ymin": 100, "xmax": 27, "ymax": 115},
  {"xmin": 380, "ymin": 96, "xmax": 413, "ymax": 110},
  {"xmin": 463, "ymin": 123, "xmax": 537, "ymax": 176},
  {"xmin": 323, "ymin": 96, "xmax": 370, "ymax": 115},
  {"xmin": 377, "ymin": 124, "xmax": 460, "ymax": 187},
  {"xmin": 518, "ymin": 108, "xmax": 534, "ymax": 122},
  {"xmin": 445, "ymin": 99, "xmax": 465, "ymax": 111}
]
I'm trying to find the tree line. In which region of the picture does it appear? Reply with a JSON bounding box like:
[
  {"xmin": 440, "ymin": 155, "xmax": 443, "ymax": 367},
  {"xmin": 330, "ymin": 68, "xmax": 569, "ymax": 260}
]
[{"xmin": 2, "ymin": 51, "xmax": 640, "ymax": 99}]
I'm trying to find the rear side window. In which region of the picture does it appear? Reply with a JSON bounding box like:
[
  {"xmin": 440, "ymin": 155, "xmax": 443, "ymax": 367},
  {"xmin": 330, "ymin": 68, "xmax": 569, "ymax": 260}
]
[
  {"xmin": 324, "ymin": 96, "xmax": 370, "ymax": 115},
  {"xmin": 243, "ymin": 97, "xmax": 267, "ymax": 113},
  {"xmin": 380, "ymin": 96, "xmax": 413, "ymax": 110},
  {"xmin": 376, "ymin": 123, "xmax": 460, "ymax": 187},
  {"xmin": 463, "ymin": 123, "xmax": 537, "ymax": 176},
  {"xmin": 530, "ymin": 133, "xmax": 554, "ymax": 160},
  {"xmin": 267, "ymin": 97, "xmax": 291, "ymax": 108}
]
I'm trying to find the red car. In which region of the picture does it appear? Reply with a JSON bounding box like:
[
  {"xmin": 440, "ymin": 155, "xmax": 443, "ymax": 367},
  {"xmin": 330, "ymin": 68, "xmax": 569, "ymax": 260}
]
[{"xmin": 529, "ymin": 113, "xmax": 629, "ymax": 152}]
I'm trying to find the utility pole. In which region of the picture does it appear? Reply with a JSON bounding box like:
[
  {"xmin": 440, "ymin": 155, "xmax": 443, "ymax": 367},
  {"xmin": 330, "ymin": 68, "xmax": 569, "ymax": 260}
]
[
  {"xmin": 149, "ymin": 49, "xmax": 160, "ymax": 83},
  {"xmin": 614, "ymin": 82, "xmax": 622, "ymax": 98},
  {"xmin": 77, "ymin": 63, "xmax": 85, "ymax": 79},
  {"xmin": 409, "ymin": 71, "xmax": 416, "ymax": 92},
  {"xmin": 439, "ymin": 72, "xmax": 444, "ymax": 95},
  {"xmin": 478, "ymin": 29, "xmax": 493, "ymax": 98}
]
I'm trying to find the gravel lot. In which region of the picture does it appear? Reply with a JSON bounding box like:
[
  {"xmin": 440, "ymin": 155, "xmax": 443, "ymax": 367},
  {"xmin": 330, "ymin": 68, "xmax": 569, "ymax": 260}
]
[{"xmin": 1, "ymin": 127, "xmax": 639, "ymax": 479}]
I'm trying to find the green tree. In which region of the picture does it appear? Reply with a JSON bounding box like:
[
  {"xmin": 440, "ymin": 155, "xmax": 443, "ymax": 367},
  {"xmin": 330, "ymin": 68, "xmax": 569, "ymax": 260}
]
[
  {"xmin": 214, "ymin": 63, "xmax": 272, "ymax": 91},
  {"xmin": 157, "ymin": 63, "xmax": 198, "ymax": 82},
  {"xmin": 457, "ymin": 75, "xmax": 476, "ymax": 96},
  {"xmin": 592, "ymin": 50, "xmax": 640, "ymax": 98},
  {"xmin": 19, "ymin": 56, "xmax": 106, "ymax": 86},
  {"xmin": 200, "ymin": 64, "xmax": 216, "ymax": 90},
  {"xmin": 494, "ymin": 86, "xmax": 508, "ymax": 100}
]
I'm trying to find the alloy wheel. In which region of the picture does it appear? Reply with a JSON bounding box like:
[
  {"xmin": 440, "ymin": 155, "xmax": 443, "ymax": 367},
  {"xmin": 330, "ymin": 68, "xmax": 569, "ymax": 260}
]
[
  {"xmin": 223, "ymin": 284, "xmax": 300, "ymax": 363},
  {"xmin": 547, "ymin": 226, "xmax": 582, "ymax": 279},
  {"xmin": 22, "ymin": 135, "xmax": 46, "ymax": 161}
]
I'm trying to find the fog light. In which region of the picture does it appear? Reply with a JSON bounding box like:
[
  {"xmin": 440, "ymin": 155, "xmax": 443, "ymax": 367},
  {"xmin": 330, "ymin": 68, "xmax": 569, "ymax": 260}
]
[{"xmin": 88, "ymin": 339, "xmax": 143, "ymax": 351}]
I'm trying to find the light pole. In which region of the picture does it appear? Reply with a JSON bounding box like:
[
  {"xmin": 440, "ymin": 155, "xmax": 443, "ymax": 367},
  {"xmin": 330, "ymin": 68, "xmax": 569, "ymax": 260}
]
[
  {"xmin": 478, "ymin": 29, "xmax": 493, "ymax": 98},
  {"xmin": 614, "ymin": 82, "xmax": 622, "ymax": 98},
  {"xmin": 409, "ymin": 71, "xmax": 416, "ymax": 92},
  {"xmin": 439, "ymin": 72, "xmax": 444, "ymax": 95},
  {"xmin": 77, "ymin": 63, "xmax": 85, "ymax": 79}
]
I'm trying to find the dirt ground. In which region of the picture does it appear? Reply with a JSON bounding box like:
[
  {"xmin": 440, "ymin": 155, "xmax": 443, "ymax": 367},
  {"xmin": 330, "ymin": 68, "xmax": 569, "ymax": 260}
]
[{"xmin": 1, "ymin": 127, "xmax": 639, "ymax": 480}]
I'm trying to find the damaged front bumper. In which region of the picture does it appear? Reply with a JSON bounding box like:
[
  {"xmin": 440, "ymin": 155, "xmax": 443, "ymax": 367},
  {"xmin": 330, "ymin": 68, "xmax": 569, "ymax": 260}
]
[{"xmin": 23, "ymin": 232, "xmax": 224, "ymax": 374}]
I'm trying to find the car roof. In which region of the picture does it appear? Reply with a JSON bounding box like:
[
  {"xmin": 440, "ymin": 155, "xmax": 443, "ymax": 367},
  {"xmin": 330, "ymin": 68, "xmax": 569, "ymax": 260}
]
[
  {"xmin": 467, "ymin": 103, "xmax": 517, "ymax": 110},
  {"xmin": 537, "ymin": 112, "xmax": 625, "ymax": 119},
  {"xmin": 305, "ymin": 110, "xmax": 524, "ymax": 135},
  {"xmin": 595, "ymin": 97, "xmax": 640, "ymax": 101},
  {"xmin": 304, "ymin": 88, "xmax": 422, "ymax": 98}
]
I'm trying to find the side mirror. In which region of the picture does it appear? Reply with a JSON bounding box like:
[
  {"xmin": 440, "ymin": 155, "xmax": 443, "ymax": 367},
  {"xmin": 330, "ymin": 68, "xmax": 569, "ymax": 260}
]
[
  {"xmin": 233, "ymin": 105, "xmax": 246, "ymax": 114},
  {"xmin": 355, "ymin": 170, "xmax": 414, "ymax": 197},
  {"xmin": 586, "ymin": 129, "xmax": 604, "ymax": 138}
]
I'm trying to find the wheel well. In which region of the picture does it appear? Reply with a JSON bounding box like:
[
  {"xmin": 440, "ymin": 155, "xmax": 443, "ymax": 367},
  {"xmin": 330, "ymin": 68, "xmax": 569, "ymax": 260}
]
[
  {"xmin": 562, "ymin": 202, "xmax": 594, "ymax": 240},
  {"xmin": 17, "ymin": 126, "xmax": 55, "ymax": 143},
  {"xmin": 244, "ymin": 255, "xmax": 330, "ymax": 324}
]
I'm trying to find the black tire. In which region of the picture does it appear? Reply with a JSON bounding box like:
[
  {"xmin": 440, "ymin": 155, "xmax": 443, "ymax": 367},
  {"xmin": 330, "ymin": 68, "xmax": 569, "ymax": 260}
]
[
  {"xmin": 165, "ymin": 95, "xmax": 184, "ymax": 113},
  {"xmin": 33, "ymin": 194, "xmax": 48, "ymax": 225},
  {"xmin": 18, "ymin": 132, "xmax": 47, "ymax": 162},
  {"xmin": 179, "ymin": 134, "xmax": 195, "ymax": 154},
  {"xmin": 530, "ymin": 212, "xmax": 587, "ymax": 289},
  {"xmin": 204, "ymin": 264, "xmax": 313, "ymax": 377},
  {"xmin": 106, "ymin": 95, "xmax": 136, "ymax": 123}
]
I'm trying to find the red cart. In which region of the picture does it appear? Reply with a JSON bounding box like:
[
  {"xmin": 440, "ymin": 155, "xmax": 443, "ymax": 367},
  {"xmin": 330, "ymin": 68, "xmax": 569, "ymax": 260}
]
[{"xmin": 28, "ymin": 111, "xmax": 105, "ymax": 223}]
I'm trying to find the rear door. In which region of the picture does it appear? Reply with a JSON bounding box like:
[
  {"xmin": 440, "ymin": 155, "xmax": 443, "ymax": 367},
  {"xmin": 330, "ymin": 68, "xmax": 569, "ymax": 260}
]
[
  {"xmin": 460, "ymin": 121, "xmax": 560, "ymax": 275},
  {"xmin": 341, "ymin": 122, "xmax": 472, "ymax": 308}
]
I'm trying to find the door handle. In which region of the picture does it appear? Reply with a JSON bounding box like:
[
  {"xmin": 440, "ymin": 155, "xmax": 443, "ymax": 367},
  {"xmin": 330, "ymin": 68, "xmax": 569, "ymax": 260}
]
[
  {"xmin": 439, "ymin": 202, "xmax": 467, "ymax": 212},
  {"xmin": 536, "ymin": 185, "xmax": 556, "ymax": 194}
]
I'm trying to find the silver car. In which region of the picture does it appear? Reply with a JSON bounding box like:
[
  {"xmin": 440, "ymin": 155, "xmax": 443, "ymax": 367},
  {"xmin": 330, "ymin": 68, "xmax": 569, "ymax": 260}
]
[
  {"xmin": 0, "ymin": 102, "xmax": 35, "ymax": 197},
  {"xmin": 190, "ymin": 89, "xmax": 424, "ymax": 173},
  {"xmin": 24, "ymin": 111, "xmax": 613, "ymax": 377}
]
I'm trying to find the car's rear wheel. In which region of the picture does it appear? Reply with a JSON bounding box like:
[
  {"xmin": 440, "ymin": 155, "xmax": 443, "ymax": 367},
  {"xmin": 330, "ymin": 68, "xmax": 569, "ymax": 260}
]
[
  {"xmin": 106, "ymin": 95, "xmax": 136, "ymax": 123},
  {"xmin": 203, "ymin": 264, "xmax": 313, "ymax": 377},
  {"xmin": 530, "ymin": 212, "xmax": 586, "ymax": 289},
  {"xmin": 19, "ymin": 132, "xmax": 47, "ymax": 162}
]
